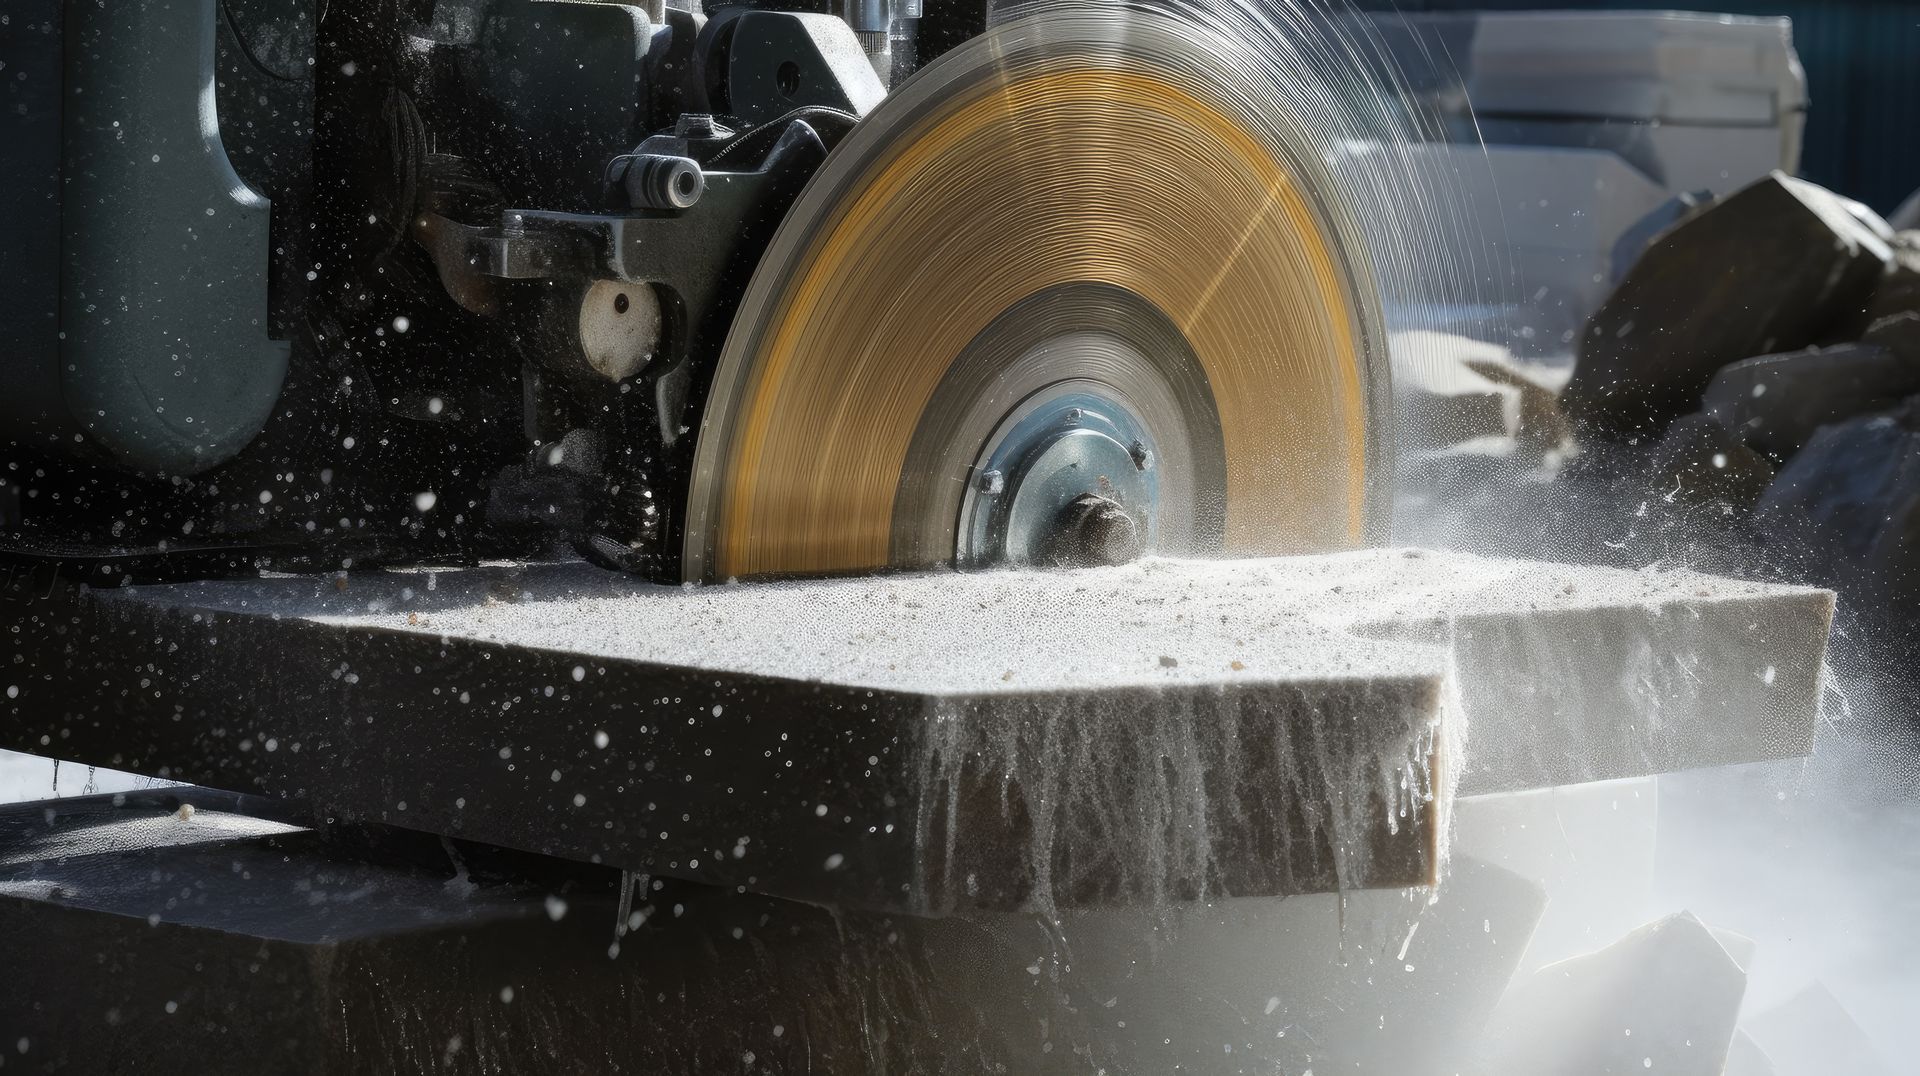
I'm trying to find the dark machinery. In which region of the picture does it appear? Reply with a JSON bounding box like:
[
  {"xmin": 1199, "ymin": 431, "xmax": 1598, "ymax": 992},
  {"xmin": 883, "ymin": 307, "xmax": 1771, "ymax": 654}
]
[
  {"xmin": 2, "ymin": 0, "xmax": 947, "ymax": 578},
  {"xmin": 0, "ymin": 0, "xmax": 1387, "ymax": 584}
]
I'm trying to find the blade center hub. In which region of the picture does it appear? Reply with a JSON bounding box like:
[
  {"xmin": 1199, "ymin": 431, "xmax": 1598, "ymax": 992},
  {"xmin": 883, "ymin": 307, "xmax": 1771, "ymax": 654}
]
[{"xmin": 959, "ymin": 390, "xmax": 1159, "ymax": 568}]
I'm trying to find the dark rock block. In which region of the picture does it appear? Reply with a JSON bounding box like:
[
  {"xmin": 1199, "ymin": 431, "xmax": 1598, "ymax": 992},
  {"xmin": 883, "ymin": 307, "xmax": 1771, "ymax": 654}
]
[
  {"xmin": 1864, "ymin": 309, "xmax": 1920, "ymax": 365},
  {"xmin": 1609, "ymin": 189, "xmax": 1712, "ymax": 284},
  {"xmin": 1701, "ymin": 343, "xmax": 1920, "ymax": 461},
  {"xmin": 1865, "ymin": 231, "xmax": 1920, "ymax": 326},
  {"xmin": 1565, "ymin": 173, "xmax": 1891, "ymax": 439},
  {"xmin": 1756, "ymin": 402, "xmax": 1920, "ymax": 613},
  {"xmin": 0, "ymin": 791, "xmax": 1546, "ymax": 1076},
  {"xmin": 1647, "ymin": 413, "xmax": 1775, "ymax": 508},
  {"xmin": 0, "ymin": 792, "xmax": 1002, "ymax": 1076}
]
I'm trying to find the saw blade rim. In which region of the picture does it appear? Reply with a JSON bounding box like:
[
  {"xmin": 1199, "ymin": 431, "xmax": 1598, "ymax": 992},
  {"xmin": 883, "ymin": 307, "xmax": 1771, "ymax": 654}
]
[{"xmin": 683, "ymin": 7, "xmax": 1394, "ymax": 582}]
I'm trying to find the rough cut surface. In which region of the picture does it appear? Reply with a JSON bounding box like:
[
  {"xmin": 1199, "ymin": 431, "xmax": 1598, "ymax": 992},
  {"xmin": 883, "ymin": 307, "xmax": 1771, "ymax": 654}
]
[{"xmin": 0, "ymin": 551, "xmax": 1831, "ymax": 912}]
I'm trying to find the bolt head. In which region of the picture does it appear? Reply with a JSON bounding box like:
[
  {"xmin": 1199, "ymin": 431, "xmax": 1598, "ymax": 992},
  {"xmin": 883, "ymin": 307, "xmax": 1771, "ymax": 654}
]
[
  {"xmin": 1047, "ymin": 493, "xmax": 1143, "ymax": 567},
  {"xmin": 675, "ymin": 113, "xmax": 722, "ymax": 139}
]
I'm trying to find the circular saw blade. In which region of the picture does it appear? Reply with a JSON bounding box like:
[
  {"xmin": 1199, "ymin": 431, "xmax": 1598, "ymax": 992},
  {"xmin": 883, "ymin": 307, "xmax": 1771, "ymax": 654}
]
[{"xmin": 684, "ymin": 6, "xmax": 1391, "ymax": 581}]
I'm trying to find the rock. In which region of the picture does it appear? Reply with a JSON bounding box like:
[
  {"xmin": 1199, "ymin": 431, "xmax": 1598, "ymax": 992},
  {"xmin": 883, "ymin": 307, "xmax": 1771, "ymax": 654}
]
[
  {"xmin": 0, "ymin": 789, "xmax": 1550, "ymax": 1076},
  {"xmin": 937, "ymin": 854, "xmax": 1548, "ymax": 1075},
  {"xmin": 1863, "ymin": 308, "xmax": 1920, "ymax": 364},
  {"xmin": 1892, "ymin": 188, "xmax": 1920, "ymax": 231},
  {"xmin": 1452, "ymin": 778, "xmax": 1658, "ymax": 973},
  {"xmin": 1609, "ymin": 189, "xmax": 1712, "ymax": 283},
  {"xmin": 1474, "ymin": 912, "xmax": 1749, "ymax": 1075},
  {"xmin": 1755, "ymin": 403, "xmax": 1920, "ymax": 605},
  {"xmin": 1564, "ymin": 172, "xmax": 1891, "ymax": 439},
  {"xmin": 1709, "ymin": 926, "xmax": 1758, "ymax": 975},
  {"xmin": 1646, "ymin": 412, "xmax": 1775, "ymax": 508},
  {"xmin": 1838, "ymin": 192, "xmax": 1898, "ymax": 245},
  {"xmin": 1863, "ymin": 231, "xmax": 1920, "ymax": 326},
  {"xmin": 1862, "ymin": 477, "xmax": 1920, "ymax": 609},
  {"xmin": 1742, "ymin": 984, "xmax": 1895, "ymax": 1076},
  {"xmin": 1724, "ymin": 1031, "xmax": 1778, "ymax": 1076},
  {"xmin": 1701, "ymin": 343, "xmax": 1920, "ymax": 461}
]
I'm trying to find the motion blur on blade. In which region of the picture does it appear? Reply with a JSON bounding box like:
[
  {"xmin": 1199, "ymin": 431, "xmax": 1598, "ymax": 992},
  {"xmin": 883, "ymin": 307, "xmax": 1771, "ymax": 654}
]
[{"xmin": 0, "ymin": 0, "xmax": 1394, "ymax": 582}]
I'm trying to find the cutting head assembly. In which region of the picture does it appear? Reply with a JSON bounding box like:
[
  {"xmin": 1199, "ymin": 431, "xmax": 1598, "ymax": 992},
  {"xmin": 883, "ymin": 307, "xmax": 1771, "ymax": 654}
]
[
  {"xmin": 2, "ymin": 0, "xmax": 1394, "ymax": 584},
  {"xmin": 688, "ymin": 9, "xmax": 1389, "ymax": 579}
]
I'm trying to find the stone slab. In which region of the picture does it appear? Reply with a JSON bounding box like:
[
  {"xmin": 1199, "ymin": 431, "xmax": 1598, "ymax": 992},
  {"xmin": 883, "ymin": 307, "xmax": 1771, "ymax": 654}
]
[
  {"xmin": 0, "ymin": 551, "xmax": 1831, "ymax": 912},
  {"xmin": 0, "ymin": 791, "xmax": 1543, "ymax": 1076},
  {"xmin": 1743, "ymin": 984, "xmax": 1895, "ymax": 1076},
  {"xmin": 939, "ymin": 853, "xmax": 1546, "ymax": 1074},
  {"xmin": 1725, "ymin": 1031, "xmax": 1779, "ymax": 1076},
  {"xmin": 0, "ymin": 792, "xmax": 885, "ymax": 1075},
  {"xmin": 1326, "ymin": 555, "xmax": 1830, "ymax": 795},
  {"xmin": 1475, "ymin": 911, "xmax": 1748, "ymax": 1074},
  {"xmin": 1453, "ymin": 777, "xmax": 1659, "ymax": 972}
]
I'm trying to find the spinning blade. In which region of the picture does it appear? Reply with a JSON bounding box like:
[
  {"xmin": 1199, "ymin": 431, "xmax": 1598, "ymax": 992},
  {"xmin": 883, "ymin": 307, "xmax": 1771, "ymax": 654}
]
[{"xmin": 685, "ymin": 5, "xmax": 1391, "ymax": 581}]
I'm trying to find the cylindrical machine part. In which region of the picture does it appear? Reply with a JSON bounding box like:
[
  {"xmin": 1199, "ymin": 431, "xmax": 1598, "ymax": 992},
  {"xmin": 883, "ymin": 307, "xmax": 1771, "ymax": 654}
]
[
  {"xmin": 574, "ymin": 280, "xmax": 663, "ymax": 382},
  {"xmin": 620, "ymin": 153, "xmax": 705, "ymax": 210},
  {"xmin": 1044, "ymin": 493, "xmax": 1145, "ymax": 567},
  {"xmin": 857, "ymin": 30, "xmax": 891, "ymax": 85},
  {"xmin": 847, "ymin": 0, "xmax": 922, "ymax": 83},
  {"xmin": 846, "ymin": 0, "xmax": 889, "ymax": 33}
]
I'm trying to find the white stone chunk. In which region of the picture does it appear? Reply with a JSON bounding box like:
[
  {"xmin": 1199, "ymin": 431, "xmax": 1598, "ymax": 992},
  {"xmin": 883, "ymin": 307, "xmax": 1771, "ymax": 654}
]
[
  {"xmin": 1724, "ymin": 1030, "xmax": 1777, "ymax": 1076},
  {"xmin": 912, "ymin": 854, "xmax": 1546, "ymax": 1074},
  {"xmin": 1475, "ymin": 911, "xmax": 1747, "ymax": 1074},
  {"xmin": 1743, "ymin": 984, "xmax": 1895, "ymax": 1076},
  {"xmin": 1453, "ymin": 777, "xmax": 1659, "ymax": 971}
]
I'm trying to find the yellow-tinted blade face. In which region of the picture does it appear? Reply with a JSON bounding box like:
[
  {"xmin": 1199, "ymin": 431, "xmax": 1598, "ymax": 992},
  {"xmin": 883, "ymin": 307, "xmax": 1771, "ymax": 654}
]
[{"xmin": 686, "ymin": 13, "xmax": 1387, "ymax": 581}]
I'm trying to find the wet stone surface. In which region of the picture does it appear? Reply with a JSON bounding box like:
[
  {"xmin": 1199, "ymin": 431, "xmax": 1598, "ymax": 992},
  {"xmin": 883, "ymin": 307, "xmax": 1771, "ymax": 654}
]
[{"xmin": 0, "ymin": 551, "xmax": 1831, "ymax": 913}]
